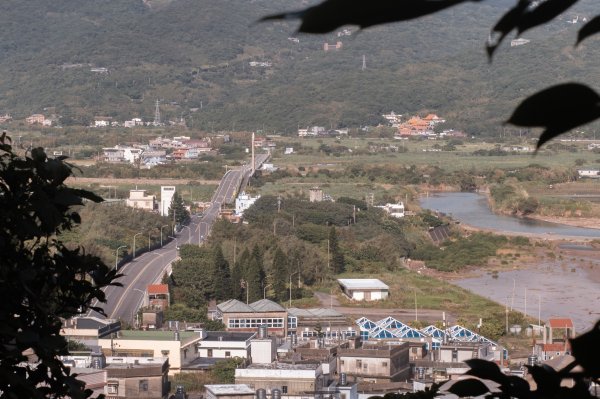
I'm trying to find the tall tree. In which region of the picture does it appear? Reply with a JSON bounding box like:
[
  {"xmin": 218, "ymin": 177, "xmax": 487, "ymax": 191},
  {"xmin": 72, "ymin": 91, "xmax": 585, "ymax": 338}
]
[
  {"xmin": 168, "ymin": 191, "xmax": 189, "ymax": 225},
  {"xmin": 212, "ymin": 245, "xmax": 231, "ymax": 301},
  {"xmin": 271, "ymin": 247, "xmax": 287, "ymax": 301},
  {"xmin": 244, "ymin": 245, "xmax": 264, "ymax": 303},
  {"xmin": 329, "ymin": 226, "xmax": 345, "ymax": 274},
  {"xmin": 230, "ymin": 260, "xmax": 243, "ymax": 301},
  {"xmin": 0, "ymin": 133, "xmax": 118, "ymax": 398}
]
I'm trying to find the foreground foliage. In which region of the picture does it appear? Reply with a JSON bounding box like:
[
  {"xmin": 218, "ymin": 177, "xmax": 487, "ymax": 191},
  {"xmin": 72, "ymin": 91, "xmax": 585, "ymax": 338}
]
[{"xmin": 0, "ymin": 133, "xmax": 119, "ymax": 398}]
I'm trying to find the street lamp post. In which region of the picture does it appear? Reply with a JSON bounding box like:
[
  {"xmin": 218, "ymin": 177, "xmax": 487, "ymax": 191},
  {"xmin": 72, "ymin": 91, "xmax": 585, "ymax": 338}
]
[
  {"xmin": 263, "ymin": 283, "xmax": 272, "ymax": 299},
  {"xmin": 160, "ymin": 225, "xmax": 169, "ymax": 247},
  {"xmin": 133, "ymin": 232, "xmax": 143, "ymax": 259},
  {"xmin": 289, "ymin": 271, "xmax": 299, "ymax": 308},
  {"xmin": 115, "ymin": 245, "xmax": 127, "ymax": 271},
  {"xmin": 148, "ymin": 232, "xmax": 152, "ymax": 250}
]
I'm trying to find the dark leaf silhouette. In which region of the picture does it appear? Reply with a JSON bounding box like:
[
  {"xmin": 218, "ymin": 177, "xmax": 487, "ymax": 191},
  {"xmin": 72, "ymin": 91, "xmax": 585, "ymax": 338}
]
[
  {"xmin": 465, "ymin": 359, "xmax": 508, "ymax": 384},
  {"xmin": 577, "ymin": 15, "xmax": 600, "ymax": 45},
  {"xmin": 486, "ymin": 0, "xmax": 530, "ymax": 58},
  {"xmin": 517, "ymin": 0, "xmax": 579, "ymax": 34},
  {"xmin": 487, "ymin": 0, "xmax": 580, "ymax": 57},
  {"xmin": 445, "ymin": 378, "xmax": 491, "ymax": 397},
  {"xmin": 260, "ymin": 0, "xmax": 479, "ymax": 34},
  {"xmin": 525, "ymin": 365, "xmax": 561, "ymax": 396},
  {"xmin": 569, "ymin": 320, "xmax": 600, "ymax": 378},
  {"xmin": 502, "ymin": 375, "xmax": 533, "ymax": 399},
  {"xmin": 505, "ymin": 83, "xmax": 600, "ymax": 150}
]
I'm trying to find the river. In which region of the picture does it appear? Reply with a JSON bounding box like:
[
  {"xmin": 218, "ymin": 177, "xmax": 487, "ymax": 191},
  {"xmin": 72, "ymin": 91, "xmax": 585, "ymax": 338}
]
[
  {"xmin": 420, "ymin": 192, "xmax": 600, "ymax": 331},
  {"xmin": 420, "ymin": 192, "xmax": 600, "ymax": 238}
]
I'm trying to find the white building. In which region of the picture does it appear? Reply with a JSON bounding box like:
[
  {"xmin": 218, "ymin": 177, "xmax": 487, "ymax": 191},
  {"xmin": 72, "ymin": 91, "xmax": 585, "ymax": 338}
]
[
  {"xmin": 380, "ymin": 202, "xmax": 405, "ymax": 218},
  {"xmin": 196, "ymin": 331, "xmax": 255, "ymax": 359},
  {"xmin": 578, "ymin": 169, "xmax": 600, "ymax": 178},
  {"xmin": 126, "ymin": 189, "xmax": 156, "ymax": 211},
  {"xmin": 337, "ymin": 279, "xmax": 389, "ymax": 301},
  {"xmin": 123, "ymin": 148, "xmax": 143, "ymax": 164},
  {"xmin": 160, "ymin": 186, "xmax": 176, "ymax": 216},
  {"xmin": 235, "ymin": 192, "xmax": 260, "ymax": 216},
  {"xmin": 204, "ymin": 385, "xmax": 255, "ymax": 399}
]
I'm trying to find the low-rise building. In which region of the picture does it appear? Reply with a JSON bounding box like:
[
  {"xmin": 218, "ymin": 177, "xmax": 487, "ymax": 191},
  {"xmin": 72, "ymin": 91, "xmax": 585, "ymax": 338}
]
[
  {"xmin": 196, "ymin": 331, "xmax": 256, "ymax": 360},
  {"xmin": 98, "ymin": 330, "xmax": 202, "ymax": 375},
  {"xmin": 26, "ymin": 114, "xmax": 46, "ymax": 125},
  {"xmin": 217, "ymin": 299, "xmax": 288, "ymax": 337},
  {"xmin": 380, "ymin": 202, "xmax": 405, "ymax": 218},
  {"xmin": 235, "ymin": 192, "xmax": 260, "ymax": 216},
  {"xmin": 61, "ymin": 317, "xmax": 121, "ymax": 346},
  {"xmin": 105, "ymin": 356, "xmax": 169, "ymax": 399},
  {"xmin": 126, "ymin": 190, "xmax": 156, "ymax": 211},
  {"xmin": 337, "ymin": 279, "xmax": 389, "ymax": 301},
  {"xmin": 146, "ymin": 284, "xmax": 170, "ymax": 310},
  {"xmin": 287, "ymin": 308, "xmax": 357, "ymax": 339},
  {"xmin": 204, "ymin": 384, "xmax": 255, "ymax": 399},
  {"xmin": 235, "ymin": 362, "xmax": 325, "ymax": 395},
  {"xmin": 338, "ymin": 342, "xmax": 410, "ymax": 383}
]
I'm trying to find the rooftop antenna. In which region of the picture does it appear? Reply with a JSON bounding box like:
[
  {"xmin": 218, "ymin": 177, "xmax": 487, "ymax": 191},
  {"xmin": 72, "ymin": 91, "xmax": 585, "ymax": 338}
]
[{"xmin": 362, "ymin": 55, "xmax": 366, "ymax": 71}]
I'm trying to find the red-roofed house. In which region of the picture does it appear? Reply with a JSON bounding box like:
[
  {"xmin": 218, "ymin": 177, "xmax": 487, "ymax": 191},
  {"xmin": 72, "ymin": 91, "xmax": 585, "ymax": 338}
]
[
  {"xmin": 147, "ymin": 284, "xmax": 170, "ymax": 310},
  {"xmin": 546, "ymin": 318, "xmax": 575, "ymax": 343},
  {"xmin": 537, "ymin": 342, "xmax": 571, "ymax": 361}
]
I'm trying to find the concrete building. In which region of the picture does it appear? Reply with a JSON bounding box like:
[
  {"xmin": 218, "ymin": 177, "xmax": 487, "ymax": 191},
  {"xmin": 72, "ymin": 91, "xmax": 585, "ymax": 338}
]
[
  {"xmin": 146, "ymin": 284, "xmax": 170, "ymax": 310},
  {"xmin": 126, "ymin": 190, "xmax": 156, "ymax": 211},
  {"xmin": 102, "ymin": 147, "xmax": 125, "ymax": 163},
  {"xmin": 61, "ymin": 317, "xmax": 121, "ymax": 347},
  {"xmin": 217, "ymin": 299, "xmax": 288, "ymax": 337},
  {"xmin": 235, "ymin": 192, "xmax": 260, "ymax": 216},
  {"xmin": 196, "ymin": 331, "xmax": 256, "ymax": 359},
  {"xmin": 309, "ymin": 187, "xmax": 323, "ymax": 202},
  {"xmin": 105, "ymin": 356, "xmax": 169, "ymax": 399},
  {"xmin": 26, "ymin": 114, "xmax": 45, "ymax": 125},
  {"xmin": 287, "ymin": 308, "xmax": 357, "ymax": 339},
  {"xmin": 124, "ymin": 148, "xmax": 144, "ymax": 164},
  {"xmin": 160, "ymin": 186, "xmax": 176, "ymax": 217},
  {"xmin": 337, "ymin": 279, "xmax": 389, "ymax": 301},
  {"xmin": 204, "ymin": 384, "xmax": 255, "ymax": 399},
  {"xmin": 98, "ymin": 330, "xmax": 202, "ymax": 375},
  {"xmin": 235, "ymin": 363, "xmax": 325, "ymax": 395},
  {"xmin": 338, "ymin": 342, "xmax": 410, "ymax": 383},
  {"xmin": 380, "ymin": 203, "xmax": 405, "ymax": 218}
]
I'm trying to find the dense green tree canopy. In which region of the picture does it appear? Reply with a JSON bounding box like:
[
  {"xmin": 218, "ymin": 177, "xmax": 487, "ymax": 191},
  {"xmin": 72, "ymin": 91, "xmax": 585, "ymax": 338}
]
[{"xmin": 0, "ymin": 133, "xmax": 118, "ymax": 398}]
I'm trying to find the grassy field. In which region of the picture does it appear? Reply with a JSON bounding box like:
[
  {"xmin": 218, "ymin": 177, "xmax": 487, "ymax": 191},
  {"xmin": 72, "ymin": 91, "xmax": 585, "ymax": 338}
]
[
  {"xmin": 274, "ymin": 137, "xmax": 600, "ymax": 172},
  {"xmin": 331, "ymin": 270, "xmax": 507, "ymax": 324}
]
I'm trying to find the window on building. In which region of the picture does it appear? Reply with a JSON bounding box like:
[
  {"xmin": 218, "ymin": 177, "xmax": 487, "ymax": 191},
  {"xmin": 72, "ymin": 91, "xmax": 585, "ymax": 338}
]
[
  {"xmin": 139, "ymin": 380, "xmax": 149, "ymax": 392},
  {"xmin": 340, "ymin": 360, "xmax": 345, "ymax": 365},
  {"xmin": 412, "ymin": 348, "xmax": 418, "ymax": 354},
  {"xmin": 356, "ymin": 360, "xmax": 362, "ymax": 368},
  {"xmin": 107, "ymin": 383, "xmax": 118, "ymax": 394},
  {"xmin": 364, "ymin": 363, "xmax": 368, "ymax": 370},
  {"xmin": 282, "ymin": 386, "xmax": 288, "ymax": 394},
  {"xmin": 207, "ymin": 349, "xmax": 213, "ymax": 358},
  {"xmin": 225, "ymin": 351, "xmax": 231, "ymax": 357},
  {"xmin": 382, "ymin": 362, "xmax": 388, "ymax": 367}
]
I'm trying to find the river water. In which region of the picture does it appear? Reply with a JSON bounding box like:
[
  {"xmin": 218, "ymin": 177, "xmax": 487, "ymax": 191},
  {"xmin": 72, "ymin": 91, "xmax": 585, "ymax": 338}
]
[
  {"xmin": 420, "ymin": 192, "xmax": 600, "ymax": 237},
  {"xmin": 420, "ymin": 192, "xmax": 600, "ymax": 331}
]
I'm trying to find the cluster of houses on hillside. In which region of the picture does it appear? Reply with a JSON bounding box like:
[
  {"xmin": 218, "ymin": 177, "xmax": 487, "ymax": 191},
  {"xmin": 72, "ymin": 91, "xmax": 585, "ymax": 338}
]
[
  {"xmin": 55, "ymin": 276, "xmax": 587, "ymax": 399},
  {"xmin": 298, "ymin": 127, "xmax": 349, "ymax": 137},
  {"xmin": 382, "ymin": 112, "xmax": 467, "ymax": 139},
  {"xmin": 101, "ymin": 136, "xmax": 213, "ymax": 167}
]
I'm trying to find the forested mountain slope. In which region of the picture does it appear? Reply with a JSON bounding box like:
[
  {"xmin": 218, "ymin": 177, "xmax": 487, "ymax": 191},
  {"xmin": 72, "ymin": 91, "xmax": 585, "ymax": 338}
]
[{"xmin": 1, "ymin": 0, "xmax": 598, "ymax": 134}]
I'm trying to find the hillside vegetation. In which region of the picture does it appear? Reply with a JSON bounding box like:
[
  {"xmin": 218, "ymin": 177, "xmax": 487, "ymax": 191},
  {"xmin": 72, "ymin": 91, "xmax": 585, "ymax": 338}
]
[{"xmin": 1, "ymin": 0, "xmax": 600, "ymax": 134}]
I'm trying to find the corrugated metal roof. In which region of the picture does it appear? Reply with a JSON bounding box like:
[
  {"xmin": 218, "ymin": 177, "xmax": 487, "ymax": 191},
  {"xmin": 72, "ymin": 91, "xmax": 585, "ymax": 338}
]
[
  {"xmin": 337, "ymin": 278, "xmax": 389, "ymax": 290},
  {"xmin": 249, "ymin": 299, "xmax": 286, "ymax": 312},
  {"xmin": 217, "ymin": 299, "xmax": 255, "ymax": 313}
]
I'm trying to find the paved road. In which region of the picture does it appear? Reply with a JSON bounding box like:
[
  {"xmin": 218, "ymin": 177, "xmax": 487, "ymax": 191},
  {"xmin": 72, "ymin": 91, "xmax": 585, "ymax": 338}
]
[{"xmin": 89, "ymin": 152, "xmax": 269, "ymax": 324}]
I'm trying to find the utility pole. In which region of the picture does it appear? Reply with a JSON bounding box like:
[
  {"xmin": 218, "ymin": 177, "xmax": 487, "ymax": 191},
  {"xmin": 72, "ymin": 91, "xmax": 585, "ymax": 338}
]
[
  {"xmin": 353, "ymin": 205, "xmax": 356, "ymax": 224},
  {"xmin": 414, "ymin": 290, "xmax": 418, "ymax": 321}
]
